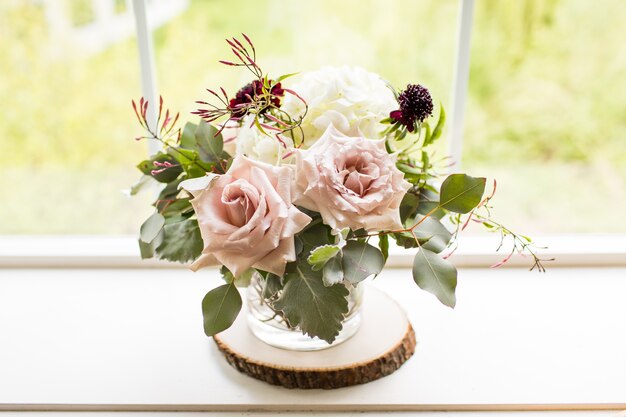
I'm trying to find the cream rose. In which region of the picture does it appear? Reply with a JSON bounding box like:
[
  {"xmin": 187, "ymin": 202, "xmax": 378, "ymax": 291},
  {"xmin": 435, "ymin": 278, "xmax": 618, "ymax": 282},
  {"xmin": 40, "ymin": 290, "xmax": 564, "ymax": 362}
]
[
  {"xmin": 294, "ymin": 125, "xmax": 411, "ymax": 232},
  {"xmin": 281, "ymin": 66, "xmax": 397, "ymax": 146},
  {"xmin": 180, "ymin": 155, "xmax": 311, "ymax": 277},
  {"xmin": 234, "ymin": 115, "xmax": 294, "ymax": 165}
]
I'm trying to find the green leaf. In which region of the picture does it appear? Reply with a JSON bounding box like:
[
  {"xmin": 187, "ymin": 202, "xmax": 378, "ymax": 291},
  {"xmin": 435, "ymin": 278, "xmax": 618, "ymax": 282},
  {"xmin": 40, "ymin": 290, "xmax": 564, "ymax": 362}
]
[
  {"xmin": 201, "ymin": 283, "xmax": 242, "ymax": 337},
  {"xmin": 157, "ymin": 178, "xmax": 184, "ymax": 202},
  {"xmin": 168, "ymin": 147, "xmax": 212, "ymax": 178},
  {"xmin": 137, "ymin": 153, "xmax": 182, "ymax": 183},
  {"xmin": 379, "ymin": 234, "xmax": 389, "ymax": 262},
  {"xmin": 298, "ymin": 222, "xmax": 333, "ymax": 254},
  {"xmin": 180, "ymin": 121, "xmax": 198, "ymax": 149},
  {"xmin": 262, "ymin": 273, "xmax": 283, "ymax": 299},
  {"xmin": 140, "ymin": 212, "xmax": 165, "ymax": 244},
  {"xmin": 322, "ymin": 255, "xmax": 344, "ymax": 287},
  {"xmin": 411, "ymin": 215, "xmax": 453, "ymax": 253},
  {"xmin": 307, "ymin": 244, "xmax": 341, "ymax": 271},
  {"xmin": 412, "ymin": 247, "xmax": 457, "ymax": 308},
  {"xmin": 160, "ymin": 199, "xmax": 193, "ymax": 218},
  {"xmin": 138, "ymin": 238, "xmax": 154, "ymax": 259},
  {"xmin": 439, "ymin": 174, "xmax": 486, "ymax": 214},
  {"xmin": 420, "ymin": 122, "xmax": 432, "ymax": 147},
  {"xmin": 221, "ymin": 266, "xmax": 255, "ymax": 288},
  {"xmin": 155, "ymin": 218, "xmax": 203, "ymax": 263},
  {"xmin": 400, "ymin": 192, "xmax": 420, "ymax": 223},
  {"xmin": 273, "ymin": 263, "xmax": 349, "ymax": 343},
  {"xmin": 393, "ymin": 231, "xmax": 431, "ymax": 249},
  {"xmin": 424, "ymin": 104, "xmax": 445, "ymax": 147},
  {"xmin": 220, "ymin": 265, "xmax": 234, "ymax": 284},
  {"xmin": 341, "ymin": 240, "xmax": 384, "ymax": 284},
  {"xmin": 129, "ymin": 175, "xmax": 154, "ymax": 196},
  {"xmin": 416, "ymin": 188, "xmax": 446, "ymax": 219},
  {"xmin": 275, "ymin": 72, "xmax": 299, "ymax": 83},
  {"xmin": 195, "ymin": 120, "xmax": 224, "ymax": 162}
]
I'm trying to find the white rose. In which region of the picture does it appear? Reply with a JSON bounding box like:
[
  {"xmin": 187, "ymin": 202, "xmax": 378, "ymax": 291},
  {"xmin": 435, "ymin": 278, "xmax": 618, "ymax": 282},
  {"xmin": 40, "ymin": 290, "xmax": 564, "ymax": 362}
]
[
  {"xmin": 234, "ymin": 115, "xmax": 294, "ymax": 165},
  {"xmin": 282, "ymin": 66, "xmax": 397, "ymax": 146}
]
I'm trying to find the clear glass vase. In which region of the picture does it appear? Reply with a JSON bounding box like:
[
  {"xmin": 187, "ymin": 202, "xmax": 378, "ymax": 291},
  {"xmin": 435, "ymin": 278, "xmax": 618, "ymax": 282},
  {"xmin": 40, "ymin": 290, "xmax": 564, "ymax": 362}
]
[{"xmin": 246, "ymin": 273, "xmax": 364, "ymax": 351}]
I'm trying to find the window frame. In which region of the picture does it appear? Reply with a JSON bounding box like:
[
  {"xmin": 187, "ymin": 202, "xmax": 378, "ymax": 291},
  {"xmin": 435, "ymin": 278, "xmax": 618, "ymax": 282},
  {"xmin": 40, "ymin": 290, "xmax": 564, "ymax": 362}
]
[{"xmin": 2, "ymin": 0, "xmax": 623, "ymax": 269}]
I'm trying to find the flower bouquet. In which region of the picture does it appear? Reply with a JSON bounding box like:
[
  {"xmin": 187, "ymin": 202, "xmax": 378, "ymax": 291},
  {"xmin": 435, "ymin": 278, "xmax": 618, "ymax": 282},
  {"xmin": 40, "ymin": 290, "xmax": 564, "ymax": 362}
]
[{"xmin": 131, "ymin": 35, "xmax": 546, "ymax": 350}]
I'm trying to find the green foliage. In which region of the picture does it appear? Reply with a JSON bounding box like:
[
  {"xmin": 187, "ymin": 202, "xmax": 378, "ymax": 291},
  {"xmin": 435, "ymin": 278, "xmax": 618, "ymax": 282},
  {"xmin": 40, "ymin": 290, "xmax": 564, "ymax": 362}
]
[
  {"xmin": 139, "ymin": 212, "xmax": 165, "ymax": 244},
  {"xmin": 273, "ymin": 262, "xmax": 349, "ymax": 344},
  {"xmin": 137, "ymin": 153, "xmax": 182, "ymax": 183},
  {"xmin": 191, "ymin": 120, "xmax": 225, "ymax": 163},
  {"xmin": 155, "ymin": 218, "xmax": 203, "ymax": 263},
  {"xmin": 412, "ymin": 247, "xmax": 457, "ymax": 308},
  {"xmin": 379, "ymin": 234, "xmax": 389, "ymax": 262},
  {"xmin": 322, "ymin": 255, "xmax": 344, "ymax": 287},
  {"xmin": 307, "ymin": 244, "xmax": 341, "ymax": 271},
  {"xmin": 411, "ymin": 215, "xmax": 452, "ymax": 253},
  {"xmin": 423, "ymin": 104, "xmax": 445, "ymax": 147},
  {"xmin": 439, "ymin": 174, "xmax": 486, "ymax": 214},
  {"xmin": 201, "ymin": 283, "xmax": 242, "ymax": 337},
  {"xmin": 341, "ymin": 240, "xmax": 385, "ymax": 284}
]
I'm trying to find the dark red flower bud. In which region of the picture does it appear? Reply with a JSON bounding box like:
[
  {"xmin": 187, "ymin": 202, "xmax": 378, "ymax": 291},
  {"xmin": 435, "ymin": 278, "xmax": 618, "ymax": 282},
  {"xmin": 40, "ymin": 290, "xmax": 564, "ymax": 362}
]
[{"xmin": 390, "ymin": 84, "xmax": 434, "ymax": 132}]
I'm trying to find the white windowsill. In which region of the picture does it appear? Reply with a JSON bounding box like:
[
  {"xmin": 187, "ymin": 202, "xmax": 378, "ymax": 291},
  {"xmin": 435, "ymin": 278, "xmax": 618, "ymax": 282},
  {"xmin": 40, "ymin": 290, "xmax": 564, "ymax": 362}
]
[
  {"xmin": 0, "ymin": 234, "xmax": 624, "ymax": 268},
  {"xmin": 1, "ymin": 267, "xmax": 625, "ymax": 413}
]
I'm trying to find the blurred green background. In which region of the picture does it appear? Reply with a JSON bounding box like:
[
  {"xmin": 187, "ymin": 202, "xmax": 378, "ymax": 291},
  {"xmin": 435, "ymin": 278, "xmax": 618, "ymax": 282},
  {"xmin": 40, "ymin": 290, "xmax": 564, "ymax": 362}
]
[{"xmin": 1, "ymin": 0, "xmax": 625, "ymax": 235}]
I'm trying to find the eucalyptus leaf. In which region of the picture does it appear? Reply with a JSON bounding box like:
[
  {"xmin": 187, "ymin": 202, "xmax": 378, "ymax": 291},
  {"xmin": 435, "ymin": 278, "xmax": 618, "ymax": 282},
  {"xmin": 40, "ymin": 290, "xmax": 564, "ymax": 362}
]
[
  {"xmin": 139, "ymin": 212, "xmax": 165, "ymax": 244},
  {"xmin": 160, "ymin": 199, "xmax": 193, "ymax": 218},
  {"xmin": 138, "ymin": 238, "xmax": 155, "ymax": 259},
  {"xmin": 157, "ymin": 178, "xmax": 184, "ymax": 202},
  {"xmin": 342, "ymin": 240, "xmax": 384, "ymax": 284},
  {"xmin": 411, "ymin": 215, "xmax": 453, "ymax": 253},
  {"xmin": 412, "ymin": 247, "xmax": 457, "ymax": 308},
  {"xmin": 195, "ymin": 120, "xmax": 224, "ymax": 162},
  {"xmin": 400, "ymin": 192, "xmax": 420, "ymax": 223},
  {"xmin": 138, "ymin": 225, "xmax": 164, "ymax": 259},
  {"xmin": 273, "ymin": 263, "xmax": 349, "ymax": 344},
  {"xmin": 180, "ymin": 121, "xmax": 198, "ymax": 149},
  {"xmin": 439, "ymin": 174, "xmax": 486, "ymax": 214},
  {"xmin": 201, "ymin": 283, "xmax": 242, "ymax": 337}
]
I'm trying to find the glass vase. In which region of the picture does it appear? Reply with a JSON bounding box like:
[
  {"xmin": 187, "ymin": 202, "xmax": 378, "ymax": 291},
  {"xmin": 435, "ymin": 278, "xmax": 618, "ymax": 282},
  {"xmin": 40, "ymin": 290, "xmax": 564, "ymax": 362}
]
[{"xmin": 246, "ymin": 273, "xmax": 364, "ymax": 351}]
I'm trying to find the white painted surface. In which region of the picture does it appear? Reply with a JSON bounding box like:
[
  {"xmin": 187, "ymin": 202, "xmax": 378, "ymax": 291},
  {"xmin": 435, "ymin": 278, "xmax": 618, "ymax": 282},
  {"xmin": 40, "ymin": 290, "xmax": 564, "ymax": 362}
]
[
  {"xmin": 448, "ymin": 0, "xmax": 475, "ymax": 170},
  {"xmin": 132, "ymin": 0, "xmax": 160, "ymax": 156},
  {"xmin": 1, "ymin": 234, "xmax": 624, "ymax": 268},
  {"xmin": 0, "ymin": 267, "xmax": 625, "ymax": 411}
]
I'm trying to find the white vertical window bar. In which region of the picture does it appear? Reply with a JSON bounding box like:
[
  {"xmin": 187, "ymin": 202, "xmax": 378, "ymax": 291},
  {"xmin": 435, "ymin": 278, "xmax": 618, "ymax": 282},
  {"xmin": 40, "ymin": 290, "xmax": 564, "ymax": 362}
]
[
  {"xmin": 448, "ymin": 0, "xmax": 475, "ymax": 171},
  {"xmin": 132, "ymin": 0, "xmax": 160, "ymax": 156}
]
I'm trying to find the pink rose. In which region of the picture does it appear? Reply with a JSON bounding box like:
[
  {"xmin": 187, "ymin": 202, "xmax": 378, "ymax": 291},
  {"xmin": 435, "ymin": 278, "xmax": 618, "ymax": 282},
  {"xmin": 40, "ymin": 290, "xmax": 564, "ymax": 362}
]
[
  {"xmin": 294, "ymin": 125, "xmax": 411, "ymax": 232},
  {"xmin": 181, "ymin": 156, "xmax": 311, "ymax": 277}
]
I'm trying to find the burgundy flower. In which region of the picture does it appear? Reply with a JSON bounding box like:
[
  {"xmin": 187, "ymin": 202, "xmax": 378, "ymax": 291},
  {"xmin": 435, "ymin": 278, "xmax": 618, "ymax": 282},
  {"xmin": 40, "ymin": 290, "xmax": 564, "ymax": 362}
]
[
  {"xmin": 229, "ymin": 79, "xmax": 284, "ymax": 118},
  {"xmin": 389, "ymin": 84, "xmax": 433, "ymax": 132}
]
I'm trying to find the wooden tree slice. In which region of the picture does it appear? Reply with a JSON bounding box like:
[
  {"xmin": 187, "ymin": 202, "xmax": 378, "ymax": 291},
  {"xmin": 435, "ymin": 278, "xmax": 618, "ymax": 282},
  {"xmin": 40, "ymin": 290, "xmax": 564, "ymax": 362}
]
[{"xmin": 213, "ymin": 287, "xmax": 416, "ymax": 389}]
